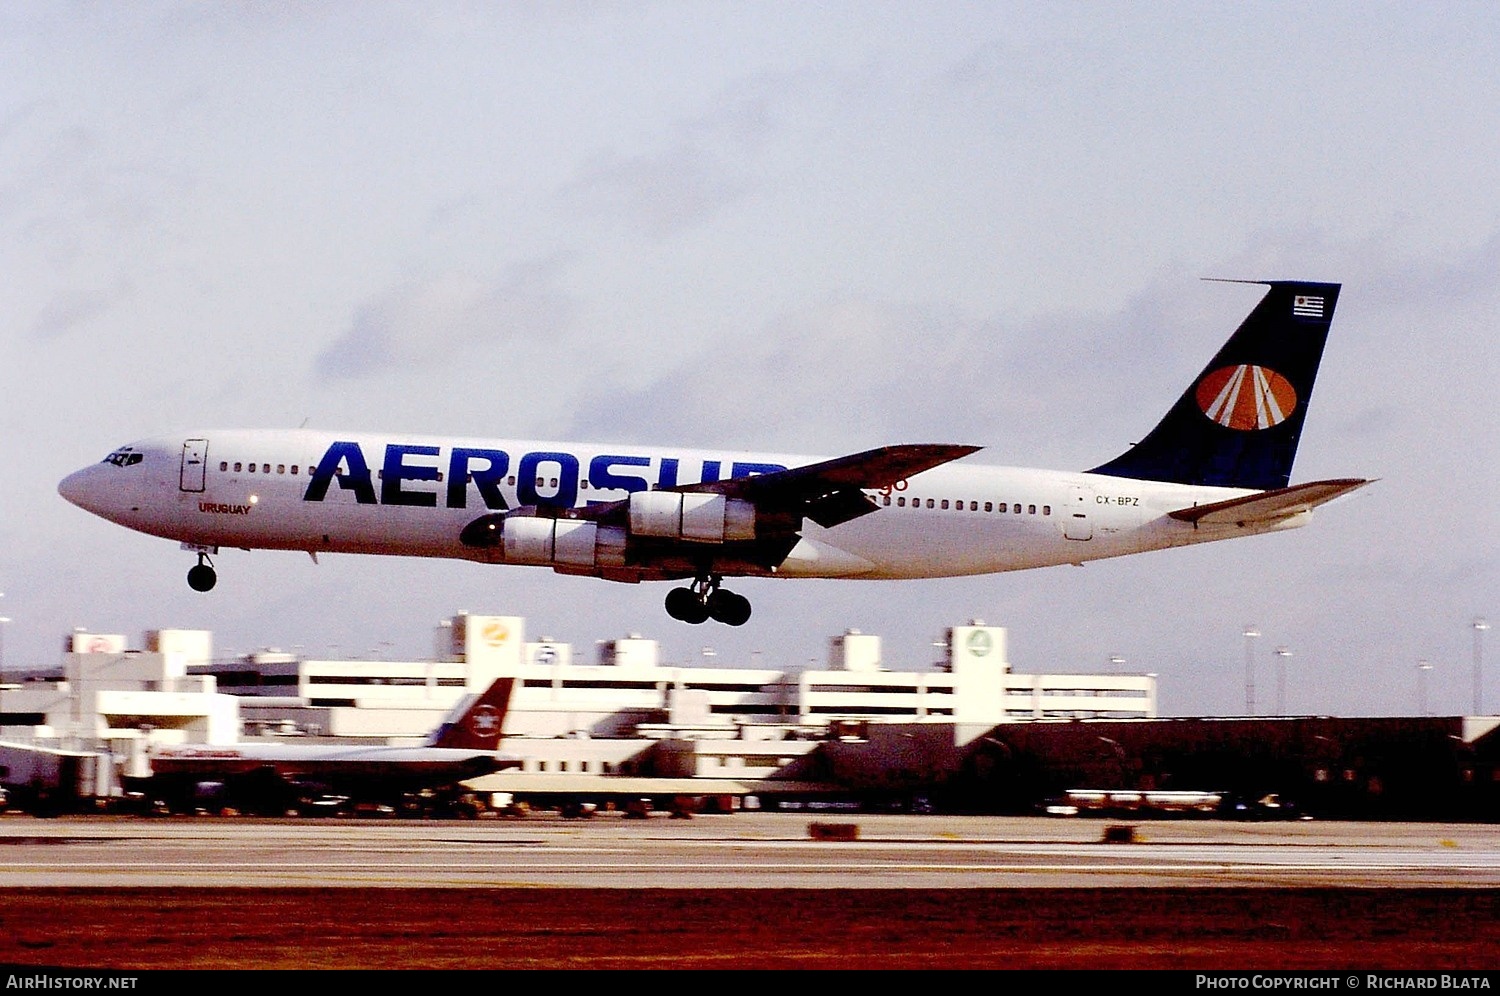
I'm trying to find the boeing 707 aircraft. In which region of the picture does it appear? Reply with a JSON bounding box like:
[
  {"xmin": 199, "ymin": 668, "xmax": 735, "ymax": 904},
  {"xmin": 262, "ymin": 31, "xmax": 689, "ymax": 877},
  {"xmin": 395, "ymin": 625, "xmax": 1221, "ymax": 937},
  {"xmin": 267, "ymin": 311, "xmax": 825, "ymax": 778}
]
[{"xmin": 59, "ymin": 280, "xmax": 1369, "ymax": 626}]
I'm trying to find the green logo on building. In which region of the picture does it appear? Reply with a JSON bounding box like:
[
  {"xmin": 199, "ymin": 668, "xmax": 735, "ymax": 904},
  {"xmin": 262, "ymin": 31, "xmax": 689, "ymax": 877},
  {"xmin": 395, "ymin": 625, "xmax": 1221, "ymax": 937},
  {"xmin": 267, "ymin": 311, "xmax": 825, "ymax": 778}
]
[{"xmin": 966, "ymin": 630, "xmax": 993, "ymax": 657}]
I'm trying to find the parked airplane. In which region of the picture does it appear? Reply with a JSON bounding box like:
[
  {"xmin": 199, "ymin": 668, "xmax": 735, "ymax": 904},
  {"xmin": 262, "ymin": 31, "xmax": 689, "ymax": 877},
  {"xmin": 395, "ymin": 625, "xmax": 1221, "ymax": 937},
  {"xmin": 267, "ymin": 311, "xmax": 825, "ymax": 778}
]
[
  {"xmin": 139, "ymin": 676, "xmax": 519, "ymax": 814},
  {"xmin": 60, "ymin": 280, "xmax": 1368, "ymax": 627}
]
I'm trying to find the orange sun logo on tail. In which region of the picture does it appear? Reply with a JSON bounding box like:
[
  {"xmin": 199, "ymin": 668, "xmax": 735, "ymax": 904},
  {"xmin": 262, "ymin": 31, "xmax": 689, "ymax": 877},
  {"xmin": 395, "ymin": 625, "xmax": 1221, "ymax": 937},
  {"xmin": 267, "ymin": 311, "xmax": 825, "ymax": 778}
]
[{"xmin": 1195, "ymin": 365, "xmax": 1297, "ymax": 430}]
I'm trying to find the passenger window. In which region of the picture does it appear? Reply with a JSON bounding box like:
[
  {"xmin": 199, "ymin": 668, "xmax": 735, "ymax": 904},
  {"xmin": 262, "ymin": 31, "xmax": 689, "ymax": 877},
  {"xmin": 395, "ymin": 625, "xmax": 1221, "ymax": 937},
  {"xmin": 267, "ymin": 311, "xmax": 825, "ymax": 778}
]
[
  {"xmin": 926, "ymin": 499, "xmax": 935, "ymax": 509},
  {"xmin": 1029, "ymin": 504, "xmax": 1036, "ymax": 514},
  {"xmin": 897, "ymin": 497, "xmax": 906, "ymax": 507},
  {"xmin": 970, "ymin": 501, "xmax": 978, "ymax": 511},
  {"xmin": 291, "ymin": 466, "xmax": 299, "ymax": 475},
  {"xmin": 1043, "ymin": 505, "xmax": 1051, "ymax": 515},
  {"xmin": 549, "ymin": 478, "xmax": 558, "ymax": 488},
  {"xmin": 507, "ymin": 476, "xmax": 516, "ymax": 486},
  {"xmin": 247, "ymin": 464, "xmax": 256, "ymax": 473},
  {"xmin": 940, "ymin": 500, "xmax": 948, "ymax": 509},
  {"xmin": 881, "ymin": 495, "xmax": 890, "ymax": 506},
  {"xmin": 277, "ymin": 464, "xmax": 285, "ymax": 474},
  {"xmin": 234, "ymin": 462, "xmax": 242, "ymax": 473},
  {"xmin": 1013, "ymin": 503, "xmax": 1021, "ymax": 514},
  {"xmin": 219, "ymin": 462, "xmax": 228, "ymax": 472},
  {"xmin": 984, "ymin": 502, "xmax": 992, "ymax": 512}
]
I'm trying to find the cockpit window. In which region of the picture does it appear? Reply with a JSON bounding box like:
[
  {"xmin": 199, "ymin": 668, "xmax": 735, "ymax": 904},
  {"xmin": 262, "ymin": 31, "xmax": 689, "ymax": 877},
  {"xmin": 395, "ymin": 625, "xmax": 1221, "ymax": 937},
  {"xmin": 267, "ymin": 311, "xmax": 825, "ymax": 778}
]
[{"xmin": 102, "ymin": 447, "xmax": 144, "ymax": 468}]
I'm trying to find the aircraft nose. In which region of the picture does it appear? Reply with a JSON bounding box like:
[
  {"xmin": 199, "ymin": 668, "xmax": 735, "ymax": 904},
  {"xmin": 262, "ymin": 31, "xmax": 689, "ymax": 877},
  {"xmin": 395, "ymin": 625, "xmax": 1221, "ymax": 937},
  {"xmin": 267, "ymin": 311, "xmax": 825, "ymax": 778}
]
[
  {"xmin": 58, "ymin": 466, "xmax": 94, "ymax": 509},
  {"xmin": 58, "ymin": 463, "xmax": 123, "ymax": 518}
]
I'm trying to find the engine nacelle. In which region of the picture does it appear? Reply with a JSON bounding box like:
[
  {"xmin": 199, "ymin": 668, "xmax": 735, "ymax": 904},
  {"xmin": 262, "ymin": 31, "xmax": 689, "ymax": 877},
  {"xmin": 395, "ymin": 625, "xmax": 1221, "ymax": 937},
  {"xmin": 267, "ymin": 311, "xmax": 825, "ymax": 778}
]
[
  {"xmin": 502, "ymin": 517, "xmax": 626, "ymax": 569},
  {"xmin": 627, "ymin": 491, "xmax": 756, "ymax": 542}
]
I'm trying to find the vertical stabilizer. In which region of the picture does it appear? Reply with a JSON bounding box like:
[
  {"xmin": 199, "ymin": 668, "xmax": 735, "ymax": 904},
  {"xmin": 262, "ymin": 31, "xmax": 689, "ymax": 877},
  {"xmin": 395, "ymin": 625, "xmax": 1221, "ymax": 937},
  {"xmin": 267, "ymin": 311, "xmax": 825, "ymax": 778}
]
[
  {"xmin": 1088, "ymin": 280, "xmax": 1341, "ymax": 490},
  {"xmin": 426, "ymin": 677, "xmax": 514, "ymax": 749}
]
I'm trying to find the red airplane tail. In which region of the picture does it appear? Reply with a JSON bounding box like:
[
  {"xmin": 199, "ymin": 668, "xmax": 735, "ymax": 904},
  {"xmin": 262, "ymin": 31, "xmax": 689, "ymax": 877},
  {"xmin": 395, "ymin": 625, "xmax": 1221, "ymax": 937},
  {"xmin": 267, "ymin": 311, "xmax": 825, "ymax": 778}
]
[{"xmin": 426, "ymin": 677, "xmax": 515, "ymax": 750}]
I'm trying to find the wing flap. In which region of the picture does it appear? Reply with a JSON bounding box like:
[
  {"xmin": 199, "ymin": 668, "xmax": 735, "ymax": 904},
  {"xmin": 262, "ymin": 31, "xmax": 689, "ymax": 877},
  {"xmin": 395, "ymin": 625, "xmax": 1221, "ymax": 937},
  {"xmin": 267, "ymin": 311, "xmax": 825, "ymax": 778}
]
[{"xmin": 1169, "ymin": 478, "xmax": 1372, "ymax": 525}]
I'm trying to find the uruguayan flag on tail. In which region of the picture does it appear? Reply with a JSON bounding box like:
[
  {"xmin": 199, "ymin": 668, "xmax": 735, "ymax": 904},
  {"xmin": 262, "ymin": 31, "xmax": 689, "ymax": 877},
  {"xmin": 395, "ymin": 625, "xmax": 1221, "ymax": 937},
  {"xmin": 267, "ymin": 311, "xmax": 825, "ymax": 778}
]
[{"xmin": 1292, "ymin": 294, "xmax": 1324, "ymax": 318}]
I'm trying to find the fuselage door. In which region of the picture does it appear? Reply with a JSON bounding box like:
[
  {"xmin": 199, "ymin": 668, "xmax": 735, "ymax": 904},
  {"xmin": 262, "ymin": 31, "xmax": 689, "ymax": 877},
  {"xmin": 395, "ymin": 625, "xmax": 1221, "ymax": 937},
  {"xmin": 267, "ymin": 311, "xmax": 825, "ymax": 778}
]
[
  {"xmin": 180, "ymin": 438, "xmax": 208, "ymax": 493},
  {"xmin": 1064, "ymin": 484, "xmax": 1093, "ymax": 541}
]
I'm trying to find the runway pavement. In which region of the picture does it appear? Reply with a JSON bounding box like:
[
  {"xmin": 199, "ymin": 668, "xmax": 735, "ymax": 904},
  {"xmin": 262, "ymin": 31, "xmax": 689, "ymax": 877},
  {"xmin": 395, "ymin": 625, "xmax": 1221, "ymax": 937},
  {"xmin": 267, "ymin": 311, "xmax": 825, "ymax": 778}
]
[{"xmin": 2, "ymin": 811, "xmax": 1496, "ymax": 888}]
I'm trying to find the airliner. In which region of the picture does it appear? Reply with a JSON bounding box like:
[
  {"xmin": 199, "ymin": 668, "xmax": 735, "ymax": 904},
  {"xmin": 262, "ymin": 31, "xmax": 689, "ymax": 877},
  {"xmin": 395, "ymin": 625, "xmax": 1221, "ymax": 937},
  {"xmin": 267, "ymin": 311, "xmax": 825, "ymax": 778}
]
[
  {"xmin": 59, "ymin": 280, "xmax": 1368, "ymax": 627},
  {"xmin": 139, "ymin": 676, "xmax": 519, "ymax": 813}
]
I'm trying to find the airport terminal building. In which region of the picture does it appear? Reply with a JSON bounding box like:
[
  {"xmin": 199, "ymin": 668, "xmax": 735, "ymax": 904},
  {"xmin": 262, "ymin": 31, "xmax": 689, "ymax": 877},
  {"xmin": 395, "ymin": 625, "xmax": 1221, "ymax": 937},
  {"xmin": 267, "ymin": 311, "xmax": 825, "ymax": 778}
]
[
  {"xmin": 3, "ymin": 612, "xmax": 1497, "ymax": 820},
  {"xmin": 2, "ymin": 611, "xmax": 1155, "ymax": 808}
]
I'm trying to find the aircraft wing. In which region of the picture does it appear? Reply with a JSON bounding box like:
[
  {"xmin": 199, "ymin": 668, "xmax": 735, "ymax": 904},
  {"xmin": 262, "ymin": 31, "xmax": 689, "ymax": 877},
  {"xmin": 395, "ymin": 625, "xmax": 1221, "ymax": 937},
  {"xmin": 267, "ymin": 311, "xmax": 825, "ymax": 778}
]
[
  {"xmin": 676, "ymin": 443, "xmax": 982, "ymax": 527},
  {"xmin": 461, "ymin": 443, "xmax": 982, "ymax": 576},
  {"xmin": 1168, "ymin": 478, "xmax": 1372, "ymax": 526}
]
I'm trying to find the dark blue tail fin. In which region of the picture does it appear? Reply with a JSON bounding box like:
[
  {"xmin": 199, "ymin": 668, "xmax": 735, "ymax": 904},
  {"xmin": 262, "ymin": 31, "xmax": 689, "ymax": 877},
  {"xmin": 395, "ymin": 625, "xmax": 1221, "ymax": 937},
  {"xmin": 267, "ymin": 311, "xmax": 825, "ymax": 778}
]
[{"xmin": 1088, "ymin": 280, "xmax": 1341, "ymax": 490}]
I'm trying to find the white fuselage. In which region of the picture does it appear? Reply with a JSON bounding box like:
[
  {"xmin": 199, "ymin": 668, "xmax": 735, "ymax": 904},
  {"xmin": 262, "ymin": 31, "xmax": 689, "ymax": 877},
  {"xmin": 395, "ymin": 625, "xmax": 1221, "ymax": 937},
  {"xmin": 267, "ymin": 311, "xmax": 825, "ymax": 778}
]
[{"xmin": 58, "ymin": 429, "xmax": 1306, "ymax": 582}]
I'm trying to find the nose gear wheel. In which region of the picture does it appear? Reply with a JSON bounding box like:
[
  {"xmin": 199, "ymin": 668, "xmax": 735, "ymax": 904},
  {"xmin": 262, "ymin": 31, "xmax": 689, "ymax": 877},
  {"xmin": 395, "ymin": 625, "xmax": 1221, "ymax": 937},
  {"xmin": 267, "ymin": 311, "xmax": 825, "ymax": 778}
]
[{"xmin": 186, "ymin": 552, "xmax": 217, "ymax": 592}]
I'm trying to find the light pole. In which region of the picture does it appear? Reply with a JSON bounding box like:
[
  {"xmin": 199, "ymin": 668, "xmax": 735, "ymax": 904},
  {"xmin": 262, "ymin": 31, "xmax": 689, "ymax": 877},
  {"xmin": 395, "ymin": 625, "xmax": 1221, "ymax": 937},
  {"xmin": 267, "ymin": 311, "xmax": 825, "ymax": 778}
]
[
  {"xmin": 0, "ymin": 616, "xmax": 9, "ymax": 726},
  {"xmin": 1417, "ymin": 660, "xmax": 1433, "ymax": 717},
  {"xmin": 1243, "ymin": 625, "xmax": 1260, "ymax": 715},
  {"xmin": 1474, "ymin": 618, "xmax": 1490, "ymax": 715},
  {"xmin": 1274, "ymin": 647, "xmax": 1292, "ymax": 716}
]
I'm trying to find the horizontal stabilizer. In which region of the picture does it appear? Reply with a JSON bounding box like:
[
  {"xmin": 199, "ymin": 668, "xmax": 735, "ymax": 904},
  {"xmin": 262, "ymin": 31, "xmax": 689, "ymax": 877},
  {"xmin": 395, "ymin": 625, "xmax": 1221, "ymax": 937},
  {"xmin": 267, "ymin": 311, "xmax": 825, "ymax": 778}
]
[{"xmin": 1169, "ymin": 478, "xmax": 1372, "ymax": 526}]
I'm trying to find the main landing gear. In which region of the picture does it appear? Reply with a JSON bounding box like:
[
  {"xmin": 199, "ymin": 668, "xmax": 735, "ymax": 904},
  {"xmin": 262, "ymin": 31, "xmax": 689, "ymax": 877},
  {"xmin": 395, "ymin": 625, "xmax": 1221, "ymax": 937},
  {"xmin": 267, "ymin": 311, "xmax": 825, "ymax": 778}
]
[
  {"xmin": 664, "ymin": 574, "xmax": 751, "ymax": 627},
  {"xmin": 186, "ymin": 552, "xmax": 217, "ymax": 592}
]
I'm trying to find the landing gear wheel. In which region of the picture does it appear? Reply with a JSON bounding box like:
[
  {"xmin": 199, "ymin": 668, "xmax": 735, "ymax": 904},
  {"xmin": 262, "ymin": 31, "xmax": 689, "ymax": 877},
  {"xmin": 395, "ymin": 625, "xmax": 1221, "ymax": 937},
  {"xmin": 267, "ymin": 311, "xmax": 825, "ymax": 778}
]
[
  {"xmin": 665, "ymin": 586, "xmax": 709, "ymax": 624},
  {"xmin": 706, "ymin": 589, "xmax": 751, "ymax": 627},
  {"xmin": 187, "ymin": 554, "xmax": 217, "ymax": 592},
  {"xmin": 665, "ymin": 574, "xmax": 752, "ymax": 626}
]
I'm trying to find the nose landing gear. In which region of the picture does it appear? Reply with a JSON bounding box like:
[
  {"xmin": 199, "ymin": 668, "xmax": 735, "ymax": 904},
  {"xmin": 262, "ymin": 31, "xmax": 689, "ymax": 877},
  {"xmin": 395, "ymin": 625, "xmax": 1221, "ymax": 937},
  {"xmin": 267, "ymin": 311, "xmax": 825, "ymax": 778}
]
[
  {"xmin": 664, "ymin": 574, "xmax": 751, "ymax": 626},
  {"xmin": 186, "ymin": 552, "xmax": 217, "ymax": 592}
]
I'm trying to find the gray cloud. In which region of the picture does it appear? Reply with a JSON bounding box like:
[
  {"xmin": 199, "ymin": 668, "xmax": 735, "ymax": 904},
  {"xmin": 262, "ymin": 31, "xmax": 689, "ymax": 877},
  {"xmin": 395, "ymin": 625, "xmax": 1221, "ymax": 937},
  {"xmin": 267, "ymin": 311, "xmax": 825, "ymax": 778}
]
[
  {"xmin": 29, "ymin": 280, "xmax": 131, "ymax": 340},
  {"xmin": 314, "ymin": 258, "xmax": 578, "ymax": 381}
]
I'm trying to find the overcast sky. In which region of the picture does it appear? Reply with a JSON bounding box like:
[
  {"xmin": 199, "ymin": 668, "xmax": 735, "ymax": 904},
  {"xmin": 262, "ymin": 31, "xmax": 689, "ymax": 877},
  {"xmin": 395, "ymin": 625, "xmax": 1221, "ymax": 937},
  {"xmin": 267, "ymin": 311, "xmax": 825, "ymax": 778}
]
[{"xmin": 2, "ymin": 2, "xmax": 1495, "ymax": 718}]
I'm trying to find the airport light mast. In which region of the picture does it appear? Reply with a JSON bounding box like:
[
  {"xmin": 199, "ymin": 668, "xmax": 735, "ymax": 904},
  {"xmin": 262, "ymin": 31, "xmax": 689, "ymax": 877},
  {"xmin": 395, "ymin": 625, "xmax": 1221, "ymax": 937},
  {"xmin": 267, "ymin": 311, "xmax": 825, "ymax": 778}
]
[
  {"xmin": 1242, "ymin": 626, "xmax": 1260, "ymax": 716},
  {"xmin": 1474, "ymin": 618, "xmax": 1490, "ymax": 715},
  {"xmin": 1274, "ymin": 647, "xmax": 1292, "ymax": 717}
]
